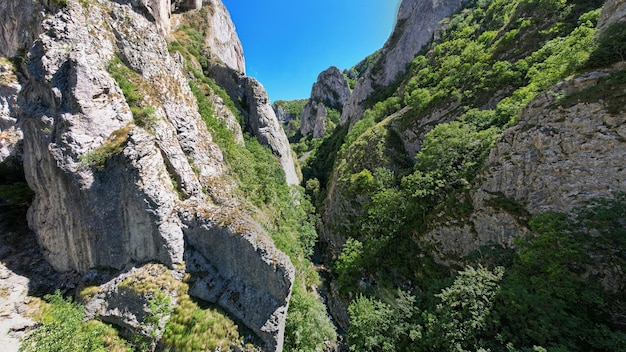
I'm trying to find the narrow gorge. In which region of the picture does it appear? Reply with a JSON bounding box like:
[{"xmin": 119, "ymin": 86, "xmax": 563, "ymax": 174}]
[{"xmin": 1, "ymin": 0, "xmax": 626, "ymax": 351}]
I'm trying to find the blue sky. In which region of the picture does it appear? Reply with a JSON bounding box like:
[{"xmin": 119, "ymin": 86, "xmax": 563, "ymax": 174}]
[{"xmin": 221, "ymin": 0, "xmax": 402, "ymax": 102}]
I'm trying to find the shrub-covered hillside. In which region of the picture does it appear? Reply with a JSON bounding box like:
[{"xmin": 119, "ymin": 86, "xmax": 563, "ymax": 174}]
[{"xmin": 301, "ymin": 0, "xmax": 626, "ymax": 350}]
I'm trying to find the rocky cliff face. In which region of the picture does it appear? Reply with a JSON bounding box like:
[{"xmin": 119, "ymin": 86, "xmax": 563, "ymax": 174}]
[
  {"xmin": 340, "ymin": 0, "xmax": 467, "ymax": 127},
  {"xmin": 300, "ymin": 66, "xmax": 350, "ymax": 138},
  {"xmin": 172, "ymin": 0, "xmax": 245, "ymax": 73},
  {"xmin": 206, "ymin": 63, "xmax": 300, "ymax": 185},
  {"xmin": 425, "ymin": 64, "xmax": 626, "ymax": 259},
  {"xmin": 0, "ymin": 0, "xmax": 46, "ymax": 58},
  {"xmin": 4, "ymin": 0, "xmax": 293, "ymax": 350},
  {"xmin": 598, "ymin": 0, "xmax": 626, "ymax": 31}
]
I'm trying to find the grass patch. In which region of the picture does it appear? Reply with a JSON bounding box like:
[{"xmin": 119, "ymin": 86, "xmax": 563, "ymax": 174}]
[
  {"xmin": 107, "ymin": 55, "xmax": 159, "ymax": 132},
  {"xmin": 21, "ymin": 291, "xmax": 132, "ymax": 352},
  {"xmin": 80, "ymin": 125, "xmax": 132, "ymax": 169},
  {"xmin": 161, "ymin": 289, "xmax": 255, "ymax": 352}
]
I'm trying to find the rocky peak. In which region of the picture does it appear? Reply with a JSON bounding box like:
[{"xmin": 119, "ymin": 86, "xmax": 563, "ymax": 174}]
[
  {"xmin": 300, "ymin": 66, "xmax": 350, "ymax": 138},
  {"xmin": 243, "ymin": 77, "xmax": 300, "ymax": 185},
  {"xmin": 309, "ymin": 66, "xmax": 351, "ymax": 110},
  {"xmin": 340, "ymin": 0, "xmax": 467, "ymax": 127},
  {"xmin": 173, "ymin": 0, "xmax": 246, "ymax": 73},
  {"xmin": 206, "ymin": 63, "xmax": 300, "ymax": 185}
]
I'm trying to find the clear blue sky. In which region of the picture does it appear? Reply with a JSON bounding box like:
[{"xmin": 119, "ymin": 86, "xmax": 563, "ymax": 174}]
[{"xmin": 222, "ymin": 0, "xmax": 402, "ymax": 102}]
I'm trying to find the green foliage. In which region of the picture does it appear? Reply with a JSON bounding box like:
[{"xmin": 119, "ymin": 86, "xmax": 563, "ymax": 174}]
[
  {"xmin": 285, "ymin": 283, "xmax": 338, "ymax": 352},
  {"xmin": 348, "ymin": 295, "xmax": 396, "ymax": 352},
  {"xmin": 586, "ymin": 21, "xmax": 626, "ymax": 68},
  {"xmin": 347, "ymin": 266, "xmax": 504, "ymax": 352},
  {"xmin": 80, "ymin": 125, "xmax": 132, "ymax": 169},
  {"xmin": 302, "ymin": 124, "xmax": 348, "ymax": 191},
  {"xmin": 273, "ymin": 99, "xmax": 308, "ymax": 117},
  {"xmin": 187, "ymin": 56, "xmax": 336, "ymax": 351},
  {"xmin": 50, "ymin": 0, "xmax": 68, "ymax": 6},
  {"xmin": 107, "ymin": 55, "xmax": 142, "ymax": 106},
  {"xmin": 162, "ymin": 292, "xmax": 245, "ymax": 351},
  {"xmin": 335, "ymin": 238, "xmax": 364, "ymax": 293},
  {"xmin": 20, "ymin": 291, "xmax": 131, "ymax": 352},
  {"xmin": 144, "ymin": 290, "xmax": 172, "ymax": 337},
  {"xmin": 107, "ymin": 55, "xmax": 160, "ymax": 132},
  {"xmin": 130, "ymin": 105, "xmax": 158, "ymax": 132},
  {"xmin": 422, "ymin": 266, "xmax": 504, "ymax": 351}
]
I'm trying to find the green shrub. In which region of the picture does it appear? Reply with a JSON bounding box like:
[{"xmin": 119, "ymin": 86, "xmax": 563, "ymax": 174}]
[
  {"xmin": 80, "ymin": 125, "xmax": 132, "ymax": 169},
  {"xmin": 586, "ymin": 22, "xmax": 626, "ymax": 68},
  {"xmin": 20, "ymin": 291, "xmax": 131, "ymax": 352}
]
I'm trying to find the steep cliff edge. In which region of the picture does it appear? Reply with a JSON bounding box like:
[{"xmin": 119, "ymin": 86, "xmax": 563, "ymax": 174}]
[
  {"xmin": 340, "ymin": 0, "xmax": 467, "ymax": 127},
  {"xmin": 425, "ymin": 65, "xmax": 626, "ymax": 259},
  {"xmin": 300, "ymin": 66, "xmax": 350, "ymax": 138},
  {"xmin": 205, "ymin": 64, "xmax": 300, "ymax": 185},
  {"xmin": 5, "ymin": 0, "xmax": 294, "ymax": 350}
]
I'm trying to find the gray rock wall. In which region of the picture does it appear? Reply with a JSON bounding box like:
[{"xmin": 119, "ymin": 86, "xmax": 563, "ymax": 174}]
[
  {"xmin": 300, "ymin": 66, "xmax": 350, "ymax": 138},
  {"xmin": 9, "ymin": 0, "xmax": 294, "ymax": 349},
  {"xmin": 0, "ymin": 0, "xmax": 45, "ymax": 58},
  {"xmin": 598, "ymin": 0, "xmax": 626, "ymax": 31},
  {"xmin": 425, "ymin": 65, "xmax": 626, "ymax": 259},
  {"xmin": 340, "ymin": 0, "xmax": 467, "ymax": 127},
  {"xmin": 207, "ymin": 64, "xmax": 300, "ymax": 185}
]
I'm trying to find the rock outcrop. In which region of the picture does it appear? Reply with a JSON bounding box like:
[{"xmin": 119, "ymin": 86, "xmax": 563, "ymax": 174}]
[
  {"xmin": 244, "ymin": 77, "xmax": 300, "ymax": 185},
  {"xmin": 8, "ymin": 0, "xmax": 294, "ymax": 350},
  {"xmin": 598, "ymin": 0, "xmax": 626, "ymax": 31},
  {"xmin": 173, "ymin": 0, "xmax": 245, "ymax": 73},
  {"xmin": 0, "ymin": 0, "xmax": 45, "ymax": 58},
  {"xmin": 207, "ymin": 64, "xmax": 300, "ymax": 185},
  {"xmin": 340, "ymin": 0, "xmax": 467, "ymax": 127},
  {"xmin": 300, "ymin": 66, "xmax": 350, "ymax": 138},
  {"xmin": 424, "ymin": 65, "xmax": 626, "ymax": 259}
]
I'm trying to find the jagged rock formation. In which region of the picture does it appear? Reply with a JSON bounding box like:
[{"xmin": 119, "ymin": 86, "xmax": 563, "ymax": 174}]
[
  {"xmin": 300, "ymin": 66, "xmax": 350, "ymax": 138},
  {"xmin": 172, "ymin": 0, "xmax": 245, "ymax": 73},
  {"xmin": 0, "ymin": 0, "xmax": 45, "ymax": 58},
  {"xmin": 424, "ymin": 65, "xmax": 626, "ymax": 259},
  {"xmin": 274, "ymin": 105, "xmax": 296, "ymax": 124},
  {"xmin": 340, "ymin": 0, "xmax": 467, "ymax": 127},
  {"xmin": 598, "ymin": 0, "xmax": 626, "ymax": 31},
  {"xmin": 206, "ymin": 64, "xmax": 300, "ymax": 185},
  {"xmin": 5, "ymin": 0, "xmax": 294, "ymax": 350}
]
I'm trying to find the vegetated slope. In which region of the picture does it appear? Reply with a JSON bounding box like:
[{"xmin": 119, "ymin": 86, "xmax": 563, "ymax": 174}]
[
  {"xmin": 0, "ymin": 0, "xmax": 334, "ymax": 351},
  {"xmin": 303, "ymin": 0, "xmax": 626, "ymax": 350}
]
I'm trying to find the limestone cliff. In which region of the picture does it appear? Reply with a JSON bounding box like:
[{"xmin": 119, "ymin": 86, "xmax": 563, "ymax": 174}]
[
  {"xmin": 0, "ymin": 0, "xmax": 46, "ymax": 58},
  {"xmin": 598, "ymin": 0, "xmax": 626, "ymax": 31},
  {"xmin": 340, "ymin": 0, "xmax": 467, "ymax": 127},
  {"xmin": 300, "ymin": 66, "xmax": 350, "ymax": 138},
  {"xmin": 5, "ymin": 0, "xmax": 293, "ymax": 350},
  {"xmin": 206, "ymin": 64, "xmax": 300, "ymax": 185},
  {"xmin": 172, "ymin": 0, "xmax": 245, "ymax": 73},
  {"xmin": 424, "ymin": 64, "xmax": 626, "ymax": 260}
]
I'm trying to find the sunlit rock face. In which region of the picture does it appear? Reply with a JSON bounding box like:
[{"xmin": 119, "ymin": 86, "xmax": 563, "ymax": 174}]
[
  {"xmin": 301, "ymin": 66, "xmax": 350, "ymax": 138},
  {"xmin": 6, "ymin": 0, "xmax": 294, "ymax": 350},
  {"xmin": 341, "ymin": 0, "xmax": 467, "ymax": 127},
  {"xmin": 598, "ymin": 0, "xmax": 626, "ymax": 31},
  {"xmin": 425, "ymin": 65, "xmax": 626, "ymax": 260}
]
